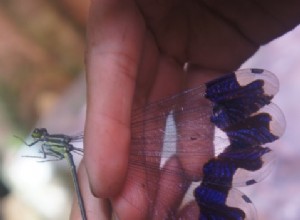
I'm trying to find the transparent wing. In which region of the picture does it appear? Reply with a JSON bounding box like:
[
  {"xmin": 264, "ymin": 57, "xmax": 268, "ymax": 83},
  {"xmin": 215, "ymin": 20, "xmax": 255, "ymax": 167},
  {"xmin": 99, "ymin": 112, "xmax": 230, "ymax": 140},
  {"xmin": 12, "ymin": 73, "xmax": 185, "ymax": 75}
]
[
  {"xmin": 117, "ymin": 69, "xmax": 283, "ymax": 219},
  {"xmin": 69, "ymin": 132, "xmax": 84, "ymax": 142},
  {"xmin": 25, "ymin": 69, "xmax": 280, "ymax": 219}
]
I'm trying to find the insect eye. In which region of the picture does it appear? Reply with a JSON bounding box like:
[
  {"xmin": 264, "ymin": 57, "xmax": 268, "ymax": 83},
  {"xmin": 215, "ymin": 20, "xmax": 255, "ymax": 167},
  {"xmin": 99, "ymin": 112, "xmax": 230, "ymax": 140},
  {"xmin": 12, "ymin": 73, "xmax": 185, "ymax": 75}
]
[{"xmin": 31, "ymin": 128, "xmax": 43, "ymax": 138}]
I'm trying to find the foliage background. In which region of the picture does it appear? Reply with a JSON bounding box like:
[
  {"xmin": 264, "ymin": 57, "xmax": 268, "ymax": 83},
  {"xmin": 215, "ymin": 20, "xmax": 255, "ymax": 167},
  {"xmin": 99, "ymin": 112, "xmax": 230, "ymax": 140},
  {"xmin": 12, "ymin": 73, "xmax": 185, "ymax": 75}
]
[{"xmin": 0, "ymin": 1, "xmax": 88, "ymax": 219}]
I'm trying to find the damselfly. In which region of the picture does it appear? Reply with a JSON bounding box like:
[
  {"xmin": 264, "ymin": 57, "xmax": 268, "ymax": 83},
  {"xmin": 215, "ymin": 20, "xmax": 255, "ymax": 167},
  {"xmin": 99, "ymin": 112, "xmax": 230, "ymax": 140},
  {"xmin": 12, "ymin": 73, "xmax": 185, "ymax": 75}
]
[
  {"xmin": 20, "ymin": 69, "xmax": 285, "ymax": 219},
  {"xmin": 18, "ymin": 128, "xmax": 87, "ymax": 220}
]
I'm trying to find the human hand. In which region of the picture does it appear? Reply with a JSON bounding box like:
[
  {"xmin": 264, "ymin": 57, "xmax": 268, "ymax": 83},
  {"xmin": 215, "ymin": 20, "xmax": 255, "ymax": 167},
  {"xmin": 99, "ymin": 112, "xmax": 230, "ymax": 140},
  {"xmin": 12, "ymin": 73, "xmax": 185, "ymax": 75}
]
[{"xmin": 71, "ymin": 1, "xmax": 300, "ymax": 219}]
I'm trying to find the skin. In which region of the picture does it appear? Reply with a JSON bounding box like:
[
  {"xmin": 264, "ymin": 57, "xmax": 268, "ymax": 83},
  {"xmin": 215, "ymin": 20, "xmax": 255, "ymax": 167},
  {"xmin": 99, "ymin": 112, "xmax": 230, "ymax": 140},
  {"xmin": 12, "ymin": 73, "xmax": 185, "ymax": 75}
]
[{"xmin": 71, "ymin": 1, "xmax": 300, "ymax": 219}]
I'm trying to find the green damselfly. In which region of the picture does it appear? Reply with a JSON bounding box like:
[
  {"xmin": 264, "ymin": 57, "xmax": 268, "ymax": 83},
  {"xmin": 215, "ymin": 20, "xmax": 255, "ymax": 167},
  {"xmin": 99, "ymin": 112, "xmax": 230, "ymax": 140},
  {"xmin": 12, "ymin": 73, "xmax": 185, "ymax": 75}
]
[{"xmin": 18, "ymin": 128, "xmax": 87, "ymax": 220}]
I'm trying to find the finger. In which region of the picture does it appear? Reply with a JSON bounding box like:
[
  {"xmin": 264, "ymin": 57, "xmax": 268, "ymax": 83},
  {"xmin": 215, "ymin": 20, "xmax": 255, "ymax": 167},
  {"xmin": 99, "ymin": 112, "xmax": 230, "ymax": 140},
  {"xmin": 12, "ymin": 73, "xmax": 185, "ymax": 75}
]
[
  {"xmin": 70, "ymin": 162, "xmax": 112, "ymax": 220},
  {"xmin": 111, "ymin": 49, "xmax": 186, "ymax": 219},
  {"xmin": 85, "ymin": 0, "xmax": 146, "ymax": 197},
  {"xmin": 153, "ymin": 156, "xmax": 191, "ymax": 219},
  {"xmin": 109, "ymin": 35, "xmax": 163, "ymax": 219}
]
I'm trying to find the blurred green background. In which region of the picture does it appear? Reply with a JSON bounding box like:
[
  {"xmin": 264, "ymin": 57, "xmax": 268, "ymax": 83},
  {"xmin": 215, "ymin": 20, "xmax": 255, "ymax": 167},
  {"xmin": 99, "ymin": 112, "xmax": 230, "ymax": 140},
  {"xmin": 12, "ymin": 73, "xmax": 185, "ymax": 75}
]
[
  {"xmin": 0, "ymin": 1, "xmax": 89, "ymax": 219},
  {"xmin": 0, "ymin": 0, "xmax": 88, "ymax": 132}
]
